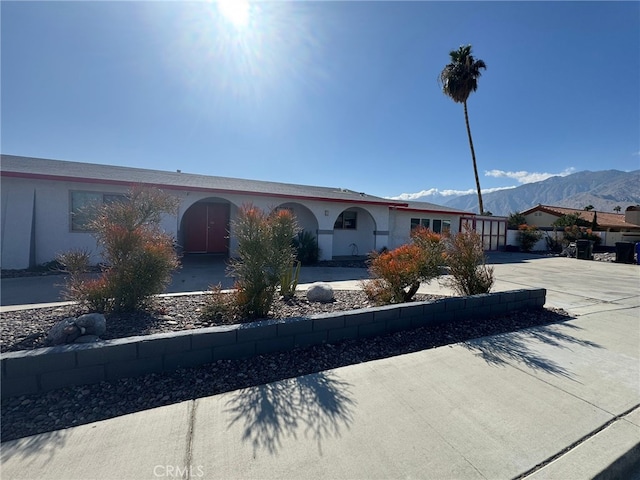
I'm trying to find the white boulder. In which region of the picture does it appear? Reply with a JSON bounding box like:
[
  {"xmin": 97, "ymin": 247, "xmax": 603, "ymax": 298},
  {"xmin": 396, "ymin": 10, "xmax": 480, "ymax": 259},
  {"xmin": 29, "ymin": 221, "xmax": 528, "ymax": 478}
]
[{"xmin": 306, "ymin": 282, "xmax": 334, "ymax": 303}]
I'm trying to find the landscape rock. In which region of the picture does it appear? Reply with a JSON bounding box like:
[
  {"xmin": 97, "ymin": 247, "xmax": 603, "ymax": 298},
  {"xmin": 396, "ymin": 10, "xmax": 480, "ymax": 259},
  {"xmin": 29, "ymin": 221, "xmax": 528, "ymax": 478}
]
[
  {"xmin": 45, "ymin": 317, "xmax": 82, "ymax": 346},
  {"xmin": 306, "ymin": 282, "xmax": 334, "ymax": 303},
  {"xmin": 75, "ymin": 313, "xmax": 107, "ymax": 336}
]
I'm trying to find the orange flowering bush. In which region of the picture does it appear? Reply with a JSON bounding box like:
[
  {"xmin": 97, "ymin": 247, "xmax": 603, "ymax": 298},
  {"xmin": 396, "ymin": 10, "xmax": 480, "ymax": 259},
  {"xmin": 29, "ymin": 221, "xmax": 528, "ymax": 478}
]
[
  {"xmin": 363, "ymin": 227, "xmax": 444, "ymax": 305},
  {"xmin": 59, "ymin": 187, "xmax": 180, "ymax": 312}
]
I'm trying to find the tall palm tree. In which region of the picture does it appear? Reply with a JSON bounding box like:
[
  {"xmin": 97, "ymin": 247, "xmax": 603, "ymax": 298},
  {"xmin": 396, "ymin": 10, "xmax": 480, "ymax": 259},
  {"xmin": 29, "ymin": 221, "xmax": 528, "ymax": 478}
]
[{"xmin": 439, "ymin": 45, "xmax": 487, "ymax": 214}]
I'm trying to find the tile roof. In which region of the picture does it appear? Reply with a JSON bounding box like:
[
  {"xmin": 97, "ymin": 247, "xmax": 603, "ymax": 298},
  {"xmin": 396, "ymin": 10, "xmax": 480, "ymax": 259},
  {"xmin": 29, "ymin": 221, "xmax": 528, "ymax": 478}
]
[{"xmin": 522, "ymin": 204, "xmax": 640, "ymax": 229}]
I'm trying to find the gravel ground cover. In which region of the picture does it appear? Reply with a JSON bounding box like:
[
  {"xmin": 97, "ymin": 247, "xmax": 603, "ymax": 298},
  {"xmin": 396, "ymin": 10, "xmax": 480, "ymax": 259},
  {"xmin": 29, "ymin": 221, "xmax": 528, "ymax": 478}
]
[
  {"xmin": 0, "ymin": 291, "xmax": 434, "ymax": 352},
  {"xmin": 0, "ymin": 287, "xmax": 571, "ymax": 442}
]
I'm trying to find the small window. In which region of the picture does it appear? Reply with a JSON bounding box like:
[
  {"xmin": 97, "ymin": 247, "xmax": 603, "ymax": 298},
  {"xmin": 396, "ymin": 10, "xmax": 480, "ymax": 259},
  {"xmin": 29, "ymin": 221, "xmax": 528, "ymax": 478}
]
[
  {"xmin": 334, "ymin": 211, "xmax": 357, "ymax": 230},
  {"xmin": 410, "ymin": 218, "xmax": 430, "ymax": 231},
  {"xmin": 70, "ymin": 191, "xmax": 126, "ymax": 231},
  {"xmin": 430, "ymin": 219, "xmax": 451, "ymax": 234}
]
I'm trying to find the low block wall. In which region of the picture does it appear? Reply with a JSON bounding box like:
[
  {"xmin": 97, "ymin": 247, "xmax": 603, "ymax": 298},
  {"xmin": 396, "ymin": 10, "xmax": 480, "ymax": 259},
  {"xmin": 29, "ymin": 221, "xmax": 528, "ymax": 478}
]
[{"xmin": 1, "ymin": 289, "xmax": 546, "ymax": 398}]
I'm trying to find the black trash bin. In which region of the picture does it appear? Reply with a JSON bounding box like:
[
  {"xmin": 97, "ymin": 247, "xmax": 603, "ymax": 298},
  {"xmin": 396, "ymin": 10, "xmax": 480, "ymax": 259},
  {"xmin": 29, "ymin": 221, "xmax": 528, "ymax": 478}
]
[
  {"xmin": 636, "ymin": 242, "xmax": 640, "ymax": 265},
  {"xmin": 576, "ymin": 239, "xmax": 594, "ymax": 260},
  {"xmin": 615, "ymin": 242, "xmax": 635, "ymax": 264}
]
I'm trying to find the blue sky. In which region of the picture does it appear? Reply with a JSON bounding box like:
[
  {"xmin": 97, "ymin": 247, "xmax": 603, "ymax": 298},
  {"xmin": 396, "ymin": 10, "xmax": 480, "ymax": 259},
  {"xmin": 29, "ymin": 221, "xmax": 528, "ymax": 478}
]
[{"xmin": 2, "ymin": 1, "xmax": 639, "ymax": 201}]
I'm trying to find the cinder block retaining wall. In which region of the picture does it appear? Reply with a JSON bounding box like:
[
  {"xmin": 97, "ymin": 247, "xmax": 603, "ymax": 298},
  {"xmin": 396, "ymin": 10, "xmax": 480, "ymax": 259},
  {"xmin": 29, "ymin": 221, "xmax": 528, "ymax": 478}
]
[{"xmin": 1, "ymin": 289, "xmax": 546, "ymax": 398}]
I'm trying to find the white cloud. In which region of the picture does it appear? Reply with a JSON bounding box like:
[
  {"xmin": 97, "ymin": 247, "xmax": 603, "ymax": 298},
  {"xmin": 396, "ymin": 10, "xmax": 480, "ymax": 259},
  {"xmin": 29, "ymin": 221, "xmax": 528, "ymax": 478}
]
[
  {"xmin": 387, "ymin": 166, "xmax": 575, "ymax": 201},
  {"xmin": 389, "ymin": 185, "xmax": 515, "ymax": 201},
  {"xmin": 484, "ymin": 167, "xmax": 576, "ymax": 184}
]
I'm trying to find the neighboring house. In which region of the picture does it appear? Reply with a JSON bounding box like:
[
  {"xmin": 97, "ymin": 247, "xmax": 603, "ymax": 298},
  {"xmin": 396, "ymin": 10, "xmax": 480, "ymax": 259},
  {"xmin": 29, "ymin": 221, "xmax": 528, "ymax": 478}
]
[
  {"xmin": 521, "ymin": 204, "xmax": 640, "ymax": 247},
  {"xmin": 1, "ymin": 155, "xmax": 488, "ymax": 270}
]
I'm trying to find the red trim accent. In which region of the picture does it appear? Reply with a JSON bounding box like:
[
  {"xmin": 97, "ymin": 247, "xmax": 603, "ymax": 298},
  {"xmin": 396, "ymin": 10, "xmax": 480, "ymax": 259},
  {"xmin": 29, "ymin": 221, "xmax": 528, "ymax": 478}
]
[{"xmin": 1, "ymin": 170, "xmax": 409, "ymax": 207}]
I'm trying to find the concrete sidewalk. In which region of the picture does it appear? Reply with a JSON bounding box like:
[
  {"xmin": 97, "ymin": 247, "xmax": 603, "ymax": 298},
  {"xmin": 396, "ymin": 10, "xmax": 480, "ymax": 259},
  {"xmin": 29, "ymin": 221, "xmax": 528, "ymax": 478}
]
[{"xmin": 1, "ymin": 254, "xmax": 639, "ymax": 479}]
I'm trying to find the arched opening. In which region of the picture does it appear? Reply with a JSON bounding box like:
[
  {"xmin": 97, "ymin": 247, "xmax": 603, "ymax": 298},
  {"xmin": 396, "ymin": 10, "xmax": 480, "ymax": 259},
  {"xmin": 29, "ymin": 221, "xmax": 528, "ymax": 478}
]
[
  {"xmin": 180, "ymin": 199, "xmax": 231, "ymax": 254},
  {"xmin": 275, "ymin": 202, "xmax": 319, "ymax": 236},
  {"xmin": 331, "ymin": 207, "xmax": 376, "ymax": 258}
]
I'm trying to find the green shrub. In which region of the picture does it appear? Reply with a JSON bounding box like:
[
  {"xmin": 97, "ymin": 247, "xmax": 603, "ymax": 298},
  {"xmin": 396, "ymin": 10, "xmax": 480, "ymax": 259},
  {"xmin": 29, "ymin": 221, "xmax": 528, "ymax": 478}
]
[
  {"xmin": 363, "ymin": 227, "xmax": 443, "ymax": 305},
  {"xmin": 280, "ymin": 260, "xmax": 301, "ymax": 299},
  {"xmin": 59, "ymin": 187, "xmax": 180, "ymax": 312},
  {"xmin": 517, "ymin": 224, "xmax": 543, "ymax": 252},
  {"xmin": 443, "ymin": 226, "xmax": 494, "ymax": 296},
  {"xmin": 293, "ymin": 230, "xmax": 320, "ymax": 265},
  {"xmin": 507, "ymin": 212, "xmax": 526, "ymax": 229},
  {"xmin": 227, "ymin": 204, "xmax": 299, "ymax": 318}
]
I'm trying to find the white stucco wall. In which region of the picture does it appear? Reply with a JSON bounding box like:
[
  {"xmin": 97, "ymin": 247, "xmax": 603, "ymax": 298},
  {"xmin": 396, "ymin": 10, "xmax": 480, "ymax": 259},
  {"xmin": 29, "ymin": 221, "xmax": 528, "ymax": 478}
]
[
  {"xmin": 388, "ymin": 210, "xmax": 461, "ymax": 250},
  {"xmin": 2, "ymin": 169, "xmax": 480, "ymax": 269},
  {"xmin": 2, "ymin": 178, "xmax": 132, "ymax": 268},
  {"xmin": 1, "ymin": 181, "xmax": 35, "ymax": 269},
  {"xmin": 2, "ymin": 174, "xmax": 410, "ymax": 268}
]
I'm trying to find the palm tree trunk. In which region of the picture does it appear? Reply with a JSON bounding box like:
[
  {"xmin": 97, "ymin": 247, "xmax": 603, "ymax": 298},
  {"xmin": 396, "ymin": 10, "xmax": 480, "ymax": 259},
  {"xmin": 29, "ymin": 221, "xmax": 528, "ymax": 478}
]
[{"xmin": 463, "ymin": 101, "xmax": 484, "ymax": 214}]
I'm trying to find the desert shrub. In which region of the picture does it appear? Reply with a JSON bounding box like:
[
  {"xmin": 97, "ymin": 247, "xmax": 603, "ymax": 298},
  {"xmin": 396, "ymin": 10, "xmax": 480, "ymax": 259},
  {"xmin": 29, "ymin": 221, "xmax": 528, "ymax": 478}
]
[
  {"xmin": 57, "ymin": 248, "xmax": 110, "ymax": 311},
  {"xmin": 363, "ymin": 227, "xmax": 443, "ymax": 305},
  {"xmin": 443, "ymin": 226, "xmax": 494, "ymax": 296},
  {"xmin": 227, "ymin": 204, "xmax": 299, "ymax": 318},
  {"xmin": 280, "ymin": 260, "xmax": 301, "ymax": 299},
  {"xmin": 201, "ymin": 283, "xmax": 241, "ymax": 323},
  {"xmin": 517, "ymin": 224, "xmax": 543, "ymax": 252},
  {"xmin": 293, "ymin": 230, "xmax": 320, "ymax": 265},
  {"xmin": 559, "ymin": 224, "xmax": 602, "ymax": 247},
  {"xmin": 59, "ymin": 187, "xmax": 180, "ymax": 312},
  {"xmin": 77, "ymin": 276, "xmax": 113, "ymax": 313}
]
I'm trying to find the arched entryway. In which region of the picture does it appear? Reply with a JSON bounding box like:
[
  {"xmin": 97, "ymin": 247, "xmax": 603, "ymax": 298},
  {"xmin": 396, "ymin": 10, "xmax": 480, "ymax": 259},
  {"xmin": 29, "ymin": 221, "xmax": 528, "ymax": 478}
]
[
  {"xmin": 332, "ymin": 207, "xmax": 377, "ymax": 257},
  {"xmin": 181, "ymin": 200, "xmax": 230, "ymax": 254},
  {"xmin": 275, "ymin": 202, "xmax": 319, "ymax": 235}
]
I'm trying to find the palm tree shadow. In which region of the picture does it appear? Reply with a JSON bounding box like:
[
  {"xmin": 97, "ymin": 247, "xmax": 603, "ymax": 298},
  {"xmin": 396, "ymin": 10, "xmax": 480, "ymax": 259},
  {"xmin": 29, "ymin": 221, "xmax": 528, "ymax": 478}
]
[
  {"xmin": 224, "ymin": 371, "xmax": 356, "ymax": 456},
  {"xmin": 462, "ymin": 320, "xmax": 602, "ymax": 380}
]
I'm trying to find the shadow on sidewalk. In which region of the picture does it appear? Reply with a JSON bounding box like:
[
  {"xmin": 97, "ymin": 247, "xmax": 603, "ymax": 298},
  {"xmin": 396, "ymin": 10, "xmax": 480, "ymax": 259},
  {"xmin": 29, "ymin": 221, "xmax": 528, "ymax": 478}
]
[
  {"xmin": 0, "ymin": 429, "xmax": 69, "ymax": 466},
  {"xmin": 224, "ymin": 371, "xmax": 356, "ymax": 456},
  {"xmin": 462, "ymin": 319, "xmax": 601, "ymax": 379}
]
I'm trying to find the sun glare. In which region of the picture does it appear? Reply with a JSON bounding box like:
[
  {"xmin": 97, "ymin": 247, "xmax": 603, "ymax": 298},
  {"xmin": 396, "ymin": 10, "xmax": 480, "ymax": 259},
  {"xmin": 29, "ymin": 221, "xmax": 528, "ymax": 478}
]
[{"xmin": 217, "ymin": 0, "xmax": 250, "ymax": 29}]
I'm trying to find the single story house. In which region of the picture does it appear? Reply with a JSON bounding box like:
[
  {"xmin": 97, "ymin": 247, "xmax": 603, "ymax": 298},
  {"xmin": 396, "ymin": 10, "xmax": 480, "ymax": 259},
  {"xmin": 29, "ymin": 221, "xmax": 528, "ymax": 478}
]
[
  {"xmin": 521, "ymin": 204, "xmax": 640, "ymax": 247},
  {"xmin": 0, "ymin": 155, "xmax": 500, "ymax": 270}
]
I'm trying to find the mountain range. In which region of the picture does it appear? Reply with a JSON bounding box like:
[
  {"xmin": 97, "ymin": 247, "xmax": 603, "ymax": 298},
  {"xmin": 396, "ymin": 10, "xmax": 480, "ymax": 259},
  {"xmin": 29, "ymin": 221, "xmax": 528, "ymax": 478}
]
[{"xmin": 413, "ymin": 169, "xmax": 640, "ymax": 216}]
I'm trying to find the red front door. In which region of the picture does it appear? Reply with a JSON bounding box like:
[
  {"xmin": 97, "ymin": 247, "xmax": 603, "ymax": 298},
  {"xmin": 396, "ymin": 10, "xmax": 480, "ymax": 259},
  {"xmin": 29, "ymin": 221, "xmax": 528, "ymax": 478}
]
[{"xmin": 183, "ymin": 203, "xmax": 229, "ymax": 253}]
